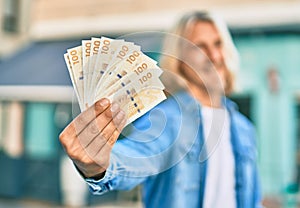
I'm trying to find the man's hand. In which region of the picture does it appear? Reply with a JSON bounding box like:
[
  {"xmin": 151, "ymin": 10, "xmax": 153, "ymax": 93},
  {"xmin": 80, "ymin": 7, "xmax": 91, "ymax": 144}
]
[{"xmin": 59, "ymin": 98, "xmax": 126, "ymax": 178}]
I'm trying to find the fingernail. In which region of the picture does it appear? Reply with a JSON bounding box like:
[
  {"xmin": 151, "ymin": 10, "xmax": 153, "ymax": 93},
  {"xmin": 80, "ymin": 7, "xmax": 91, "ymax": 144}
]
[
  {"xmin": 111, "ymin": 103, "xmax": 120, "ymax": 112},
  {"xmin": 100, "ymin": 99, "xmax": 109, "ymax": 107}
]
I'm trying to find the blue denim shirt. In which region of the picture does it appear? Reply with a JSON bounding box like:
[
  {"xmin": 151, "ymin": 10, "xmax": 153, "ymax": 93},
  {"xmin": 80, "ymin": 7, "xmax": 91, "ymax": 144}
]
[{"xmin": 86, "ymin": 91, "xmax": 262, "ymax": 208}]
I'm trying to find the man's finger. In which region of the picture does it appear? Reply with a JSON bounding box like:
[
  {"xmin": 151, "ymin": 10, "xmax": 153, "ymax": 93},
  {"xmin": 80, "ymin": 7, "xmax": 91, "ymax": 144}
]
[
  {"xmin": 77, "ymin": 104, "xmax": 115, "ymax": 147},
  {"xmin": 84, "ymin": 132, "xmax": 108, "ymax": 159},
  {"xmin": 72, "ymin": 98, "xmax": 110, "ymax": 136},
  {"xmin": 116, "ymin": 114, "xmax": 127, "ymax": 133},
  {"xmin": 102, "ymin": 109, "xmax": 125, "ymax": 137},
  {"xmin": 81, "ymin": 108, "xmax": 125, "ymax": 159},
  {"xmin": 107, "ymin": 128, "xmax": 121, "ymax": 146}
]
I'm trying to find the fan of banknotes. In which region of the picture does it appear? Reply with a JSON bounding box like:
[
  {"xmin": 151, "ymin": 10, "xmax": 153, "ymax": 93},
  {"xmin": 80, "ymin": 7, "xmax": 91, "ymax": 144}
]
[{"xmin": 64, "ymin": 36, "xmax": 166, "ymax": 125}]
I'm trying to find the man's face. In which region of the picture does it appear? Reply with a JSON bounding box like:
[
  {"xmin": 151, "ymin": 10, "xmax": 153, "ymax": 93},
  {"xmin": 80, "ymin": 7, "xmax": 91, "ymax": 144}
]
[{"xmin": 180, "ymin": 21, "xmax": 226, "ymax": 94}]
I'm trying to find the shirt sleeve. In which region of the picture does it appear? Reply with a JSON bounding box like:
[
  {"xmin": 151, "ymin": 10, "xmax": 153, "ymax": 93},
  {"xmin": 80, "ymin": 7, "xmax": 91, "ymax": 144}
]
[{"xmin": 85, "ymin": 151, "xmax": 154, "ymax": 194}]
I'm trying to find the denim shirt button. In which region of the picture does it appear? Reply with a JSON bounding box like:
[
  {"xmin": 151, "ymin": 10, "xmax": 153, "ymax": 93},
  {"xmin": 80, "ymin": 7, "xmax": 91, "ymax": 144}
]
[{"xmin": 187, "ymin": 150, "xmax": 198, "ymax": 161}]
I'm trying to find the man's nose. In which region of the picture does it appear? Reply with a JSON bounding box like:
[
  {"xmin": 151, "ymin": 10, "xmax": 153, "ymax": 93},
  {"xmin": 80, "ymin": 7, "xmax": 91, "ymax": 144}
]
[{"xmin": 207, "ymin": 48, "xmax": 222, "ymax": 64}]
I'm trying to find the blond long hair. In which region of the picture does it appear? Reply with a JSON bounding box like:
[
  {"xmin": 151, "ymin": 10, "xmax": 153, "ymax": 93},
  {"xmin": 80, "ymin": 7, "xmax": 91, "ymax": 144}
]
[{"xmin": 160, "ymin": 11, "xmax": 239, "ymax": 95}]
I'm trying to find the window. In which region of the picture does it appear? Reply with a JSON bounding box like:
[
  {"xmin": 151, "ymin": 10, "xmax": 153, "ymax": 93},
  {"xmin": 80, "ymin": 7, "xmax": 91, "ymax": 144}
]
[
  {"xmin": 2, "ymin": 0, "xmax": 20, "ymax": 33},
  {"xmin": 229, "ymin": 94, "xmax": 253, "ymax": 122}
]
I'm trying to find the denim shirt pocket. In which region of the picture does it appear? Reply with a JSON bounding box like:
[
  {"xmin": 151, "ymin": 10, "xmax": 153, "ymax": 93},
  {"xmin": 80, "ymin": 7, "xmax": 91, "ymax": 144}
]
[{"xmin": 178, "ymin": 147, "xmax": 202, "ymax": 189}]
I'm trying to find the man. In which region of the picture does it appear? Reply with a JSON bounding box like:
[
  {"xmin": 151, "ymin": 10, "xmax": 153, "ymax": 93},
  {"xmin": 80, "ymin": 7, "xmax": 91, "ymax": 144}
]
[{"xmin": 59, "ymin": 11, "xmax": 262, "ymax": 208}]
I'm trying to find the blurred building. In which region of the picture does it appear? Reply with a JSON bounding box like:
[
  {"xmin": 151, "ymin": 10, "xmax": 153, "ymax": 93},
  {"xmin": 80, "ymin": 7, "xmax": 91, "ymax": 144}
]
[
  {"xmin": 1, "ymin": 0, "xmax": 300, "ymax": 207},
  {"xmin": 0, "ymin": 0, "xmax": 30, "ymax": 59}
]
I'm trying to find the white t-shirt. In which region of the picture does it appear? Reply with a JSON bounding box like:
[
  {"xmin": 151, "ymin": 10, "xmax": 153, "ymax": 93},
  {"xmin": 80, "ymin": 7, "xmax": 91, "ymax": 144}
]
[{"xmin": 201, "ymin": 106, "xmax": 236, "ymax": 208}]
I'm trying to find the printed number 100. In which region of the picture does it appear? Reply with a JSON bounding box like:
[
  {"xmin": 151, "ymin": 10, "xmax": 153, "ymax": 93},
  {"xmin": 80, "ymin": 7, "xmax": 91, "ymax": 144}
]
[{"xmin": 139, "ymin": 72, "xmax": 152, "ymax": 85}]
